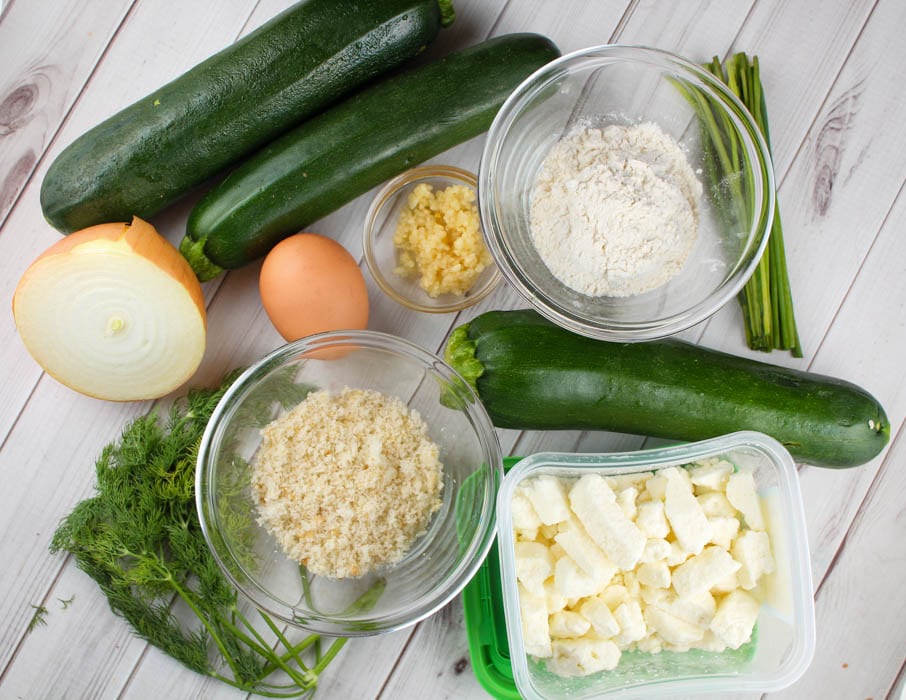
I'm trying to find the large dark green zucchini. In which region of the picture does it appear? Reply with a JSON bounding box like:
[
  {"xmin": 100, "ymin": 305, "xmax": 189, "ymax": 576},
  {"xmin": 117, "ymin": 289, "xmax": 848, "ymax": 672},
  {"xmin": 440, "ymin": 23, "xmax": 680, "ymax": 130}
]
[
  {"xmin": 445, "ymin": 310, "xmax": 889, "ymax": 468},
  {"xmin": 181, "ymin": 33, "xmax": 561, "ymax": 280},
  {"xmin": 40, "ymin": 0, "xmax": 453, "ymax": 234}
]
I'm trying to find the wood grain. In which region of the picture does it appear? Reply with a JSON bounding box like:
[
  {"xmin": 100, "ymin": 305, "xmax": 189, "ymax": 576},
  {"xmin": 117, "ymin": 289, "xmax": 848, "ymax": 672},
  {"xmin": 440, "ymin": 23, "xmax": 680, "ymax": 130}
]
[{"xmin": 0, "ymin": 0, "xmax": 903, "ymax": 698}]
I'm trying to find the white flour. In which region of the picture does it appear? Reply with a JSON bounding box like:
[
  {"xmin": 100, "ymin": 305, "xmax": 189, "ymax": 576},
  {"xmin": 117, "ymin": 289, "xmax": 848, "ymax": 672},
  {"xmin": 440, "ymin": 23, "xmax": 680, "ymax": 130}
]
[{"xmin": 530, "ymin": 122, "xmax": 702, "ymax": 297}]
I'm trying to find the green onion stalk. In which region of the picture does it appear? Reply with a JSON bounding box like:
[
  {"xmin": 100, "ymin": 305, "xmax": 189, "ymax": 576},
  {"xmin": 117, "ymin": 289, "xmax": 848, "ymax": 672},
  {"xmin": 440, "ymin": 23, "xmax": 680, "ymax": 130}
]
[{"xmin": 695, "ymin": 53, "xmax": 802, "ymax": 356}]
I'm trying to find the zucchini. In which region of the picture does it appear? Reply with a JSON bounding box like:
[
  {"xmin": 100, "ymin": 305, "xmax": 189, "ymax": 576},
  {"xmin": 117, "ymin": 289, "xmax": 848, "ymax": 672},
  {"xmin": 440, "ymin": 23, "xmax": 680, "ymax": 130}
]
[
  {"xmin": 40, "ymin": 0, "xmax": 454, "ymax": 234},
  {"xmin": 181, "ymin": 33, "xmax": 561, "ymax": 280},
  {"xmin": 445, "ymin": 310, "xmax": 889, "ymax": 468}
]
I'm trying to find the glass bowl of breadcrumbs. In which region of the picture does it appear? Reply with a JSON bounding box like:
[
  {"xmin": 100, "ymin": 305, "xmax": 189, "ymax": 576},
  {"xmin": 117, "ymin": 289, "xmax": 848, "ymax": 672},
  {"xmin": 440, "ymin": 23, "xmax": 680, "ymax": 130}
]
[
  {"xmin": 363, "ymin": 165, "xmax": 502, "ymax": 313},
  {"xmin": 196, "ymin": 329, "xmax": 503, "ymax": 637}
]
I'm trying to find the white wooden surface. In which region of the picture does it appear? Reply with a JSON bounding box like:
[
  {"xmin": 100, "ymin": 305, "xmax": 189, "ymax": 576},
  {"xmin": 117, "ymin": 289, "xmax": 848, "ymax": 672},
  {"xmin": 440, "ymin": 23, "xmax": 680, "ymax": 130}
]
[{"xmin": 1, "ymin": 0, "xmax": 904, "ymax": 698}]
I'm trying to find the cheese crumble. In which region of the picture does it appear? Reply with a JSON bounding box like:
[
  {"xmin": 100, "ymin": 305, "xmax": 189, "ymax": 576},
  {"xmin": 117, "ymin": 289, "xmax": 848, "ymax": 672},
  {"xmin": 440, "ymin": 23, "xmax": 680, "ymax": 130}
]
[
  {"xmin": 512, "ymin": 458, "xmax": 774, "ymax": 677},
  {"xmin": 393, "ymin": 182, "xmax": 491, "ymax": 297},
  {"xmin": 251, "ymin": 388, "xmax": 443, "ymax": 579}
]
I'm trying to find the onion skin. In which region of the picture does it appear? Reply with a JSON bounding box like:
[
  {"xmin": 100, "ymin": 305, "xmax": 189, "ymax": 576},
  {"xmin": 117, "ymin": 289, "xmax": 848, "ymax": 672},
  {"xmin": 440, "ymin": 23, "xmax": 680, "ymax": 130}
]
[{"xmin": 13, "ymin": 217, "xmax": 207, "ymax": 401}]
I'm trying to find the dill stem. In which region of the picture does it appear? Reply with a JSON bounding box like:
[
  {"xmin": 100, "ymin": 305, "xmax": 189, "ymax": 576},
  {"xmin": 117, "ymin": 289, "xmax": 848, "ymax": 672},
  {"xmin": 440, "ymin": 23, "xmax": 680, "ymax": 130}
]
[
  {"xmin": 167, "ymin": 575, "xmax": 243, "ymax": 682},
  {"xmin": 230, "ymin": 608, "xmax": 314, "ymax": 689},
  {"xmin": 208, "ymin": 671, "xmax": 304, "ymax": 698},
  {"xmin": 312, "ymin": 637, "xmax": 348, "ymax": 676}
]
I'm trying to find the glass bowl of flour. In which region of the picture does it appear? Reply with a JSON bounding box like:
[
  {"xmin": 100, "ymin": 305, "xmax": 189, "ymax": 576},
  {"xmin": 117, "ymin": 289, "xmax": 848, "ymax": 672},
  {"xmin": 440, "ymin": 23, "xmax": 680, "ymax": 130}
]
[{"xmin": 478, "ymin": 44, "xmax": 775, "ymax": 341}]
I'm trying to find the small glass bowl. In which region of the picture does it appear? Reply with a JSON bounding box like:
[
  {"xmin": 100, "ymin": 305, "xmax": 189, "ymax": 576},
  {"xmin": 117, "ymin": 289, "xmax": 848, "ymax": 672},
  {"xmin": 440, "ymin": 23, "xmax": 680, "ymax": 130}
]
[
  {"xmin": 196, "ymin": 330, "xmax": 503, "ymax": 637},
  {"xmin": 363, "ymin": 165, "xmax": 501, "ymax": 313},
  {"xmin": 479, "ymin": 45, "xmax": 776, "ymax": 341}
]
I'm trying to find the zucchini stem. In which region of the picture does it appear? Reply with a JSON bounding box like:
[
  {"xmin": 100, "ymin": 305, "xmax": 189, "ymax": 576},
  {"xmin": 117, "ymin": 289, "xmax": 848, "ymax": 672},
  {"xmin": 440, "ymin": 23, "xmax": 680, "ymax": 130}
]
[
  {"xmin": 444, "ymin": 325, "xmax": 483, "ymax": 390},
  {"xmin": 437, "ymin": 0, "xmax": 455, "ymax": 27},
  {"xmin": 179, "ymin": 235, "xmax": 225, "ymax": 282}
]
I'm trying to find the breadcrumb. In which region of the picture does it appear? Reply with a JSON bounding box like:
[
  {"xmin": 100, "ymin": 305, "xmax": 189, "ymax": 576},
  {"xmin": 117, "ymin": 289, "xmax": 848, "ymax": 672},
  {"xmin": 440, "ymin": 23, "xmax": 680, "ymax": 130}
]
[{"xmin": 251, "ymin": 388, "xmax": 443, "ymax": 579}]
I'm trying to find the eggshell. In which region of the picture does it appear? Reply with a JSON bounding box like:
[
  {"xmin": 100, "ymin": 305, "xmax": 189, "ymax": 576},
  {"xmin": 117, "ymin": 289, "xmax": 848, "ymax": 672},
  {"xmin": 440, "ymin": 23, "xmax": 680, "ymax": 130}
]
[{"xmin": 259, "ymin": 233, "xmax": 369, "ymax": 341}]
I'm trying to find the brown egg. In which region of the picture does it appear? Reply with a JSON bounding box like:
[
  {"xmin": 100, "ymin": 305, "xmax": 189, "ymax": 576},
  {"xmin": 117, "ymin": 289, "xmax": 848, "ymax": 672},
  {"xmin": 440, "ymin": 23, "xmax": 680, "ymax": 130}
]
[{"xmin": 259, "ymin": 233, "xmax": 369, "ymax": 341}]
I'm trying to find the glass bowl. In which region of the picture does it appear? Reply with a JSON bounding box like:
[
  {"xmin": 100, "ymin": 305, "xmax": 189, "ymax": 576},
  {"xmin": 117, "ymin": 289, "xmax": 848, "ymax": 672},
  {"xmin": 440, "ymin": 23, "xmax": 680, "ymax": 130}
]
[
  {"xmin": 196, "ymin": 330, "xmax": 503, "ymax": 637},
  {"xmin": 479, "ymin": 45, "xmax": 776, "ymax": 341},
  {"xmin": 363, "ymin": 165, "xmax": 501, "ymax": 313},
  {"xmin": 496, "ymin": 432, "xmax": 816, "ymax": 699}
]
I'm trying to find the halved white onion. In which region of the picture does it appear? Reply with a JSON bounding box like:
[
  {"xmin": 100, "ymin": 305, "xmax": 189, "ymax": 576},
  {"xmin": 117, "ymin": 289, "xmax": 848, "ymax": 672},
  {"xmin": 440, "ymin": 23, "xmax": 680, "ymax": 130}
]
[{"xmin": 13, "ymin": 217, "xmax": 206, "ymax": 401}]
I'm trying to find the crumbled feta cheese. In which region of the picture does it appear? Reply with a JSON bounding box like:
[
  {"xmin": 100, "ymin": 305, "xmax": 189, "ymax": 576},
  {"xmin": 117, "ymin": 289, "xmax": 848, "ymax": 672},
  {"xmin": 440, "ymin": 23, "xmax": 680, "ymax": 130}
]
[
  {"xmin": 672, "ymin": 546, "xmax": 741, "ymax": 599},
  {"xmin": 640, "ymin": 537, "xmax": 672, "ymax": 564},
  {"xmin": 645, "ymin": 474, "xmax": 669, "ymax": 501},
  {"xmin": 600, "ymin": 584, "xmax": 630, "ymax": 610},
  {"xmin": 688, "ymin": 459, "xmax": 734, "ymax": 491},
  {"xmin": 512, "ymin": 459, "xmax": 772, "ymax": 677},
  {"xmin": 549, "ymin": 610, "xmax": 592, "ymax": 638},
  {"xmin": 697, "ymin": 491, "xmax": 738, "ymax": 518},
  {"xmin": 617, "ymin": 486, "xmax": 639, "ymax": 521},
  {"xmin": 514, "ymin": 540, "xmax": 553, "ymax": 596},
  {"xmin": 606, "ymin": 472, "xmax": 654, "ymax": 492},
  {"xmin": 708, "ymin": 516, "xmax": 741, "ymax": 550},
  {"xmin": 664, "ymin": 469, "xmax": 712, "ymax": 554},
  {"xmin": 511, "ymin": 487, "xmax": 542, "ymax": 539},
  {"xmin": 732, "ymin": 529, "xmax": 775, "ymax": 589},
  {"xmin": 554, "ymin": 519, "xmax": 617, "ymax": 587},
  {"xmin": 578, "ymin": 597, "xmax": 621, "ymax": 638},
  {"xmin": 635, "ymin": 634, "xmax": 663, "ymax": 653},
  {"xmin": 644, "ymin": 606, "xmax": 705, "ymax": 646},
  {"xmin": 637, "ymin": 560, "xmax": 671, "ymax": 589},
  {"xmin": 554, "ymin": 554, "xmax": 601, "ymax": 599},
  {"xmin": 661, "ymin": 590, "xmax": 716, "ymax": 628},
  {"xmin": 527, "ymin": 475, "xmax": 572, "ymax": 525},
  {"xmin": 613, "ymin": 600, "xmax": 647, "ymax": 645},
  {"xmin": 548, "ymin": 638, "xmax": 621, "ymax": 676},
  {"xmin": 544, "ymin": 579, "xmax": 568, "ymax": 614},
  {"xmin": 726, "ymin": 472, "xmax": 765, "ymax": 531},
  {"xmin": 711, "ymin": 571, "xmax": 740, "ymax": 594},
  {"xmin": 698, "ymin": 629, "xmax": 729, "ymax": 653},
  {"xmin": 519, "ymin": 583, "xmax": 552, "ymax": 658},
  {"xmin": 636, "ymin": 500, "xmax": 670, "ymax": 539},
  {"xmin": 666, "ymin": 539, "xmax": 691, "ymax": 566},
  {"xmin": 710, "ymin": 590, "xmax": 760, "ymax": 649},
  {"xmin": 569, "ymin": 475, "xmax": 646, "ymax": 570},
  {"xmin": 640, "ymin": 584, "xmax": 671, "ymax": 607}
]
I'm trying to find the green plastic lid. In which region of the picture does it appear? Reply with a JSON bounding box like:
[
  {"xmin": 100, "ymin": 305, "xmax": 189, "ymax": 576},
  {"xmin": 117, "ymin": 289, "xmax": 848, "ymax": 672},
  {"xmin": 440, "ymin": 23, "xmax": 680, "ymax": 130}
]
[{"xmin": 461, "ymin": 456, "xmax": 521, "ymax": 699}]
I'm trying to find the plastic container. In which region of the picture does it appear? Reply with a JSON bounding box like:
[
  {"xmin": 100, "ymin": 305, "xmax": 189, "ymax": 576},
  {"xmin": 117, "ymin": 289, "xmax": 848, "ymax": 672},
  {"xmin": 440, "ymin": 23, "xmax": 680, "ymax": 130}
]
[
  {"xmin": 494, "ymin": 433, "xmax": 815, "ymax": 699},
  {"xmin": 463, "ymin": 457, "xmax": 524, "ymax": 699}
]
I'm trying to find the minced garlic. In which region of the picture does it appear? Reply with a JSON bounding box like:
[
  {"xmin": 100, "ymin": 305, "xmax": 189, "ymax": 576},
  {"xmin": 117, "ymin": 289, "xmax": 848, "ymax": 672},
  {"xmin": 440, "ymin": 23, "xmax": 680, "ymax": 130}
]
[
  {"xmin": 393, "ymin": 182, "xmax": 492, "ymax": 297},
  {"xmin": 251, "ymin": 387, "xmax": 443, "ymax": 579}
]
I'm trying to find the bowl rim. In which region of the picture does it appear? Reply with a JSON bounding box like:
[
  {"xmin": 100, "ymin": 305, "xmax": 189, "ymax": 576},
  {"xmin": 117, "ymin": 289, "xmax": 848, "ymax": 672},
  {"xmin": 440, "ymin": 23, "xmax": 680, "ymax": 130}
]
[
  {"xmin": 478, "ymin": 43, "xmax": 777, "ymax": 342},
  {"xmin": 195, "ymin": 328, "xmax": 504, "ymax": 637},
  {"xmin": 362, "ymin": 164, "xmax": 502, "ymax": 314},
  {"xmin": 496, "ymin": 431, "xmax": 816, "ymax": 699}
]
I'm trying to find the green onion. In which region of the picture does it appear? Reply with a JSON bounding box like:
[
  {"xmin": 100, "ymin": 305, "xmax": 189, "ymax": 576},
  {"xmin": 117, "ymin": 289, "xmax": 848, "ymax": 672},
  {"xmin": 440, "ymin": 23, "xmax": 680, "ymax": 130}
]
[{"xmin": 703, "ymin": 53, "xmax": 802, "ymax": 357}]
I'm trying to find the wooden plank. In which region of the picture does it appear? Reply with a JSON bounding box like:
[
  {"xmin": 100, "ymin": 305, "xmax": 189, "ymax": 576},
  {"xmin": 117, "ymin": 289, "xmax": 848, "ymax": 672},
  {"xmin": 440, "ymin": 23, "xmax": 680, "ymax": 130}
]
[
  {"xmin": 0, "ymin": 0, "xmax": 273, "ymax": 694},
  {"xmin": 0, "ymin": 0, "xmax": 902, "ymax": 698},
  {"xmin": 0, "ymin": 0, "xmax": 135, "ymax": 228},
  {"xmin": 768, "ymin": 424, "xmax": 906, "ymax": 699},
  {"xmin": 0, "ymin": 0, "xmax": 251, "ymax": 459},
  {"xmin": 762, "ymin": 185, "xmax": 906, "ymax": 697}
]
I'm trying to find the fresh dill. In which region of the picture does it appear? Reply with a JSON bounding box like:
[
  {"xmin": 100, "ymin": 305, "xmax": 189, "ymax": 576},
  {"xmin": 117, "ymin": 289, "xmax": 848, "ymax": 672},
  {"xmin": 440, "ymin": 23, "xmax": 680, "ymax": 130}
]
[
  {"xmin": 58, "ymin": 595, "xmax": 76, "ymax": 609},
  {"xmin": 50, "ymin": 369, "xmax": 371, "ymax": 697},
  {"xmin": 27, "ymin": 604, "xmax": 48, "ymax": 632}
]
